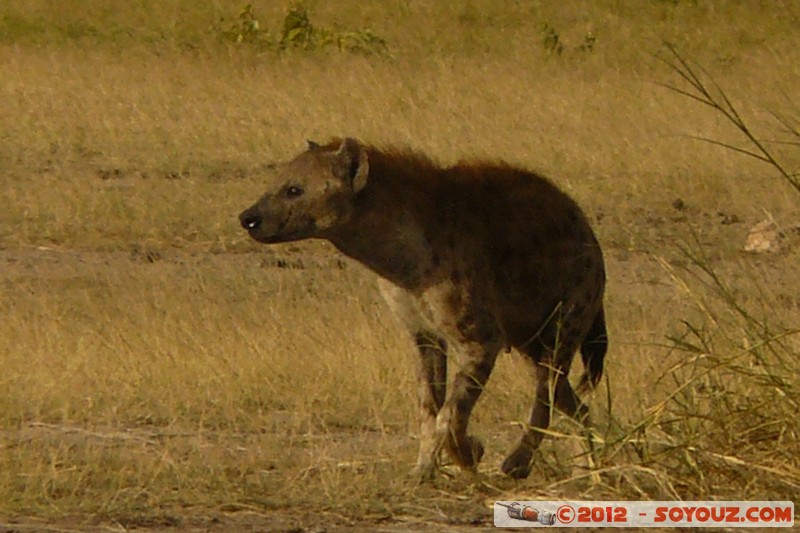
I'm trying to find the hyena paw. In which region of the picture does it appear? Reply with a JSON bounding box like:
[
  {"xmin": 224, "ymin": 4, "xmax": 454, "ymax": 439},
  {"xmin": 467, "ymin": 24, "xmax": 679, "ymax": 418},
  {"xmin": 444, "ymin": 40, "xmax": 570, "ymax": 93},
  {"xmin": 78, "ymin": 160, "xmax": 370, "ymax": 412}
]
[
  {"xmin": 501, "ymin": 447, "xmax": 534, "ymax": 479},
  {"xmin": 448, "ymin": 435, "xmax": 485, "ymax": 468},
  {"xmin": 410, "ymin": 461, "xmax": 437, "ymax": 483}
]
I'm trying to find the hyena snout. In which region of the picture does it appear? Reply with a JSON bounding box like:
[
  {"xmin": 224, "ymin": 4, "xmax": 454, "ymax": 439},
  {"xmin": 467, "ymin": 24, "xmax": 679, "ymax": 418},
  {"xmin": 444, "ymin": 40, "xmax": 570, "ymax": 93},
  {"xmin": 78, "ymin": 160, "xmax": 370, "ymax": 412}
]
[{"xmin": 239, "ymin": 206, "xmax": 262, "ymax": 231}]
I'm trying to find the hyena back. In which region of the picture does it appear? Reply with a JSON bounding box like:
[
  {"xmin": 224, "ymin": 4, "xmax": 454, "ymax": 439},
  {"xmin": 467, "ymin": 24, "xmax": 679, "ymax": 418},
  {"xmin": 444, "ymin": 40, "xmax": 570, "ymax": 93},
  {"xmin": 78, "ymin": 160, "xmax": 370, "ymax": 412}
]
[{"xmin": 240, "ymin": 137, "xmax": 607, "ymax": 480}]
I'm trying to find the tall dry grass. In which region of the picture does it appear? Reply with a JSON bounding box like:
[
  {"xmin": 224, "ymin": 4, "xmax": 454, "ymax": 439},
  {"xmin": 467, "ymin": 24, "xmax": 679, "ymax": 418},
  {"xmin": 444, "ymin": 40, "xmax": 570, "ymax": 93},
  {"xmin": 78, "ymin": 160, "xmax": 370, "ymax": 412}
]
[{"xmin": 0, "ymin": 0, "xmax": 798, "ymax": 528}]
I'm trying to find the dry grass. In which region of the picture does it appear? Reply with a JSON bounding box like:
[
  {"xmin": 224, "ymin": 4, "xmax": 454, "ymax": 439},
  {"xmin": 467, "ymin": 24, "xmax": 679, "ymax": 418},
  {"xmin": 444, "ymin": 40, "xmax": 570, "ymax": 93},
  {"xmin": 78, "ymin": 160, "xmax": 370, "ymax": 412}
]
[{"xmin": 1, "ymin": 1, "xmax": 798, "ymax": 530}]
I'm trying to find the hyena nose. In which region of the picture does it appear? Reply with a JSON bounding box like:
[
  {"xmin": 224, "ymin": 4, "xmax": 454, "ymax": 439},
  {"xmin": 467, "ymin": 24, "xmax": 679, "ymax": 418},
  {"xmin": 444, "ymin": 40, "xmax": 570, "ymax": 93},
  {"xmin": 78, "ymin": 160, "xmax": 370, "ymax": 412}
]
[{"xmin": 239, "ymin": 208, "xmax": 262, "ymax": 230}]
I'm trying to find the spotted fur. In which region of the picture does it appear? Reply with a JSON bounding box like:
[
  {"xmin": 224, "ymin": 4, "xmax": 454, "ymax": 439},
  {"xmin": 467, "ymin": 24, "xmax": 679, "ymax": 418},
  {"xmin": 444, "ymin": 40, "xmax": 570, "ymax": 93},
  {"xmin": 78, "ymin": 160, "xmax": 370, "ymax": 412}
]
[{"xmin": 240, "ymin": 137, "xmax": 607, "ymax": 479}]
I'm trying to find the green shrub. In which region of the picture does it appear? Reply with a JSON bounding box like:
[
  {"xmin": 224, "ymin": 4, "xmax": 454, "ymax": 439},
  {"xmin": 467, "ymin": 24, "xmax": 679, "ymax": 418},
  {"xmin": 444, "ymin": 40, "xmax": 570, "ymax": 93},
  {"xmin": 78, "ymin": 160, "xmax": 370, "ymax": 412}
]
[{"xmin": 216, "ymin": 3, "xmax": 388, "ymax": 56}]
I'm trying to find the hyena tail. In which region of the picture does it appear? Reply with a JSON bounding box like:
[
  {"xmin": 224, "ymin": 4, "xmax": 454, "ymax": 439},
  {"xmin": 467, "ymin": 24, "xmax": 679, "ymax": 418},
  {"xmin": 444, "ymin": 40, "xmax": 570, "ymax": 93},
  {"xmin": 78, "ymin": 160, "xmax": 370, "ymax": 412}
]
[{"xmin": 578, "ymin": 305, "xmax": 608, "ymax": 393}]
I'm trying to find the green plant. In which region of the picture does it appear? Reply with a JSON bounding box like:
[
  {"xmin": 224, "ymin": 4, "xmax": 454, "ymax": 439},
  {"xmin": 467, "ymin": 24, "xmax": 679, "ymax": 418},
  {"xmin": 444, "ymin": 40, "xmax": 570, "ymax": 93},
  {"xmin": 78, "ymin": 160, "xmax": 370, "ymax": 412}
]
[
  {"xmin": 540, "ymin": 25, "xmax": 596, "ymax": 56},
  {"xmin": 217, "ymin": 3, "xmax": 271, "ymax": 48},
  {"xmin": 216, "ymin": 3, "xmax": 387, "ymax": 56},
  {"xmin": 541, "ymin": 23, "xmax": 563, "ymax": 55},
  {"xmin": 279, "ymin": 3, "xmax": 315, "ymax": 49}
]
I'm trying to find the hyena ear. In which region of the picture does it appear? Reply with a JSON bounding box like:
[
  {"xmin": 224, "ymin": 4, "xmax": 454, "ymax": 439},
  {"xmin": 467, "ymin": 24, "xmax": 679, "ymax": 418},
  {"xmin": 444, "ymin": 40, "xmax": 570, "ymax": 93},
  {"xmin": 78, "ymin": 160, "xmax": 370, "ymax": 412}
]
[
  {"xmin": 306, "ymin": 139, "xmax": 321, "ymax": 150},
  {"xmin": 335, "ymin": 137, "xmax": 369, "ymax": 193}
]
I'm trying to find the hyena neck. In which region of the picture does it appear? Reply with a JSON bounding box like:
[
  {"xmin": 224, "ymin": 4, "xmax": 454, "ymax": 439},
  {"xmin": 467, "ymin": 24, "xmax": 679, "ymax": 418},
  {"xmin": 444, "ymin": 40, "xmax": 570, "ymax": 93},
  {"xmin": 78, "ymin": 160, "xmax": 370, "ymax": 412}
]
[{"xmin": 326, "ymin": 153, "xmax": 439, "ymax": 290}]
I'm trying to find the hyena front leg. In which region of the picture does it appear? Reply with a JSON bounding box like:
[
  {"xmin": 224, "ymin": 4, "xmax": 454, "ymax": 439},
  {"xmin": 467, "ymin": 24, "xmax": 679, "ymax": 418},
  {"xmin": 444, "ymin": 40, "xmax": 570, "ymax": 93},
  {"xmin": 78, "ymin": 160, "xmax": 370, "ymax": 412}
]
[
  {"xmin": 411, "ymin": 330, "xmax": 448, "ymax": 480},
  {"xmin": 415, "ymin": 340, "xmax": 499, "ymax": 479}
]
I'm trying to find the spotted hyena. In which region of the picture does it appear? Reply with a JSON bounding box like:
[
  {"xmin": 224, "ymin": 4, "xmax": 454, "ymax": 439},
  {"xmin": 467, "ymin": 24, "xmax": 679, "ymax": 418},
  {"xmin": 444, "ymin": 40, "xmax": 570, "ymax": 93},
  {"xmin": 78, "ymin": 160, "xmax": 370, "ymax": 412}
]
[{"xmin": 239, "ymin": 138, "xmax": 607, "ymax": 480}]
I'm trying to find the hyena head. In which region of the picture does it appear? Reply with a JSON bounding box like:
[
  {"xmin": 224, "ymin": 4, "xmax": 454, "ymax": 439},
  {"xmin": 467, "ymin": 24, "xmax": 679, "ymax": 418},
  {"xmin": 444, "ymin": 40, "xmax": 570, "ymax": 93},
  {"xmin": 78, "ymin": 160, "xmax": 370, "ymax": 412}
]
[{"xmin": 239, "ymin": 137, "xmax": 369, "ymax": 244}]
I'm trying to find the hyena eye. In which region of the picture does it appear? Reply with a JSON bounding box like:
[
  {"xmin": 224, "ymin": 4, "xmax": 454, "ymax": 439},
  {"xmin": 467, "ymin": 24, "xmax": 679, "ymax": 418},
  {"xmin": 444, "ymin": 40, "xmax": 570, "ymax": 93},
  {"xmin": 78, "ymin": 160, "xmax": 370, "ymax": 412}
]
[{"xmin": 285, "ymin": 185, "xmax": 304, "ymax": 198}]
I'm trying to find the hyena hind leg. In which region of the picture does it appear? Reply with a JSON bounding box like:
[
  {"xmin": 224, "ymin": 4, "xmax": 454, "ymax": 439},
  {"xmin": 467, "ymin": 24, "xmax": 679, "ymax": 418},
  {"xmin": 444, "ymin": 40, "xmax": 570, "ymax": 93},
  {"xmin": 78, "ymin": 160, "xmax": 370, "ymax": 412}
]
[{"xmin": 501, "ymin": 355, "xmax": 593, "ymax": 479}]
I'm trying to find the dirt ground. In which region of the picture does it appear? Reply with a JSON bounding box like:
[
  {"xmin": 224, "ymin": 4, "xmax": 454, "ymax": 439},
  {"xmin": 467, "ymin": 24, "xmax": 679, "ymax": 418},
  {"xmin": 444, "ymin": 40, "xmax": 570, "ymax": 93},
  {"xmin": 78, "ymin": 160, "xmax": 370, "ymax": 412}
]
[
  {"xmin": 1, "ymin": 208, "xmax": 796, "ymax": 533},
  {"xmin": 0, "ymin": 514, "xmax": 492, "ymax": 533}
]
